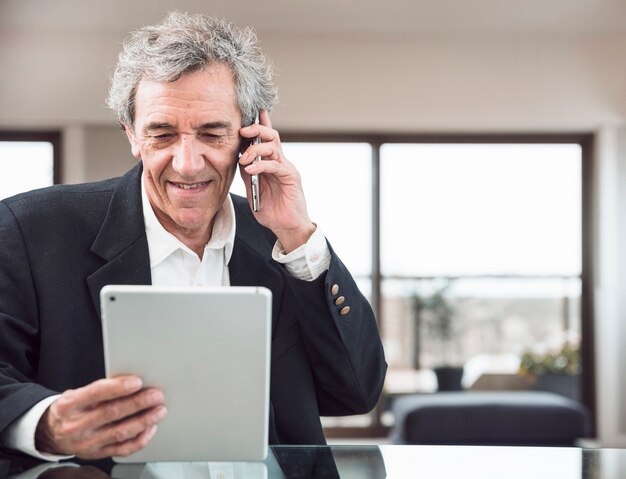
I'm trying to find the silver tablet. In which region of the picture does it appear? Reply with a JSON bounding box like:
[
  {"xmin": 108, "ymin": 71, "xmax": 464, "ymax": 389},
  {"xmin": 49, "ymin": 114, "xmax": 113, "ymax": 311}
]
[{"xmin": 100, "ymin": 285, "xmax": 272, "ymax": 463}]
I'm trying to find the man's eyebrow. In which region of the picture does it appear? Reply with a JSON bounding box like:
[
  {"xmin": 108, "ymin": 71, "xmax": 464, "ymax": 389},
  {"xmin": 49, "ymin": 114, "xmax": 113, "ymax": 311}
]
[
  {"xmin": 144, "ymin": 121, "xmax": 233, "ymax": 132},
  {"xmin": 198, "ymin": 121, "xmax": 232, "ymax": 130}
]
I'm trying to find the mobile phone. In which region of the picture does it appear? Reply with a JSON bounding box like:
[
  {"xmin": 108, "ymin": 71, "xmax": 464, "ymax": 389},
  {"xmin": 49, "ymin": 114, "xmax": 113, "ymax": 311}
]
[{"xmin": 250, "ymin": 112, "xmax": 261, "ymax": 212}]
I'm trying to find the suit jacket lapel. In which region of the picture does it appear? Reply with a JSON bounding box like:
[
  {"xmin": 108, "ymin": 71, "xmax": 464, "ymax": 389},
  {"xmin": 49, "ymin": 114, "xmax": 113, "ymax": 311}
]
[
  {"xmin": 87, "ymin": 163, "xmax": 151, "ymax": 317},
  {"xmin": 228, "ymin": 195, "xmax": 282, "ymax": 291},
  {"xmin": 229, "ymin": 227, "xmax": 283, "ymax": 309}
]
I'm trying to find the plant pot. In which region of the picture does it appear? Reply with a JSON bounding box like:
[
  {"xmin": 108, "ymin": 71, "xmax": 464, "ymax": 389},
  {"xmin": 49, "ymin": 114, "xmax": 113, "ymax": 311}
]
[{"xmin": 434, "ymin": 366, "xmax": 464, "ymax": 391}]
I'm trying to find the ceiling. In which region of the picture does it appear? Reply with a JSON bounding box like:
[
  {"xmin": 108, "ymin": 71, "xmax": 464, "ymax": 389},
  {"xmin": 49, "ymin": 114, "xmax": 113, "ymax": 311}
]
[{"xmin": 1, "ymin": 0, "xmax": 626, "ymax": 35}]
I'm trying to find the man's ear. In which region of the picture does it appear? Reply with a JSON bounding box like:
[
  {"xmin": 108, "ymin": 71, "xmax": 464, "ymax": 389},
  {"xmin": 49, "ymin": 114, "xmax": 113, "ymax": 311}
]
[{"xmin": 124, "ymin": 124, "xmax": 141, "ymax": 158}]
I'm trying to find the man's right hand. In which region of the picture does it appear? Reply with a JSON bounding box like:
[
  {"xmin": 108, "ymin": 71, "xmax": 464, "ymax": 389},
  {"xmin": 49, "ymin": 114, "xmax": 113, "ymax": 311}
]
[{"xmin": 35, "ymin": 375, "xmax": 167, "ymax": 459}]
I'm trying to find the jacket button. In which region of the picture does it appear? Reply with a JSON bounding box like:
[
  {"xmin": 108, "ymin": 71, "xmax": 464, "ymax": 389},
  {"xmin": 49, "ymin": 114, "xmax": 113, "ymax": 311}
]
[
  {"xmin": 340, "ymin": 306, "xmax": 351, "ymax": 316},
  {"xmin": 335, "ymin": 296, "xmax": 345, "ymax": 306},
  {"xmin": 331, "ymin": 284, "xmax": 339, "ymax": 295}
]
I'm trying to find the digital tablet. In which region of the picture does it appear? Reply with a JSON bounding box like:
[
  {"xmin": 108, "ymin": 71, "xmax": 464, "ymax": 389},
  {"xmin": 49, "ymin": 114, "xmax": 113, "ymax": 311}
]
[{"xmin": 100, "ymin": 285, "xmax": 272, "ymax": 463}]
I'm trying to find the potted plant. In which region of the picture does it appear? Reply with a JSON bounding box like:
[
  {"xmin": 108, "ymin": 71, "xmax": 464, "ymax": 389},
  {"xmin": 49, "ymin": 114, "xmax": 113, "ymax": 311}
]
[
  {"xmin": 412, "ymin": 281, "xmax": 463, "ymax": 391},
  {"xmin": 518, "ymin": 333, "xmax": 581, "ymax": 401}
]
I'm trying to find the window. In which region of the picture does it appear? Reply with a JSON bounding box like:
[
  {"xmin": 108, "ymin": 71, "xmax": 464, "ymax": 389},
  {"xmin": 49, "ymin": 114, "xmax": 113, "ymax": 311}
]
[
  {"xmin": 380, "ymin": 143, "xmax": 583, "ymax": 391},
  {"xmin": 0, "ymin": 131, "xmax": 60, "ymax": 199}
]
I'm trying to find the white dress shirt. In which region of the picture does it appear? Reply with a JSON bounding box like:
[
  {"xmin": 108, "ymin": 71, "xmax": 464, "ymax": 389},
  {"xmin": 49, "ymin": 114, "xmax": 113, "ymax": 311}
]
[{"xmin": 2, "ymin": 184, "xmax": 331, "ymax": 460}]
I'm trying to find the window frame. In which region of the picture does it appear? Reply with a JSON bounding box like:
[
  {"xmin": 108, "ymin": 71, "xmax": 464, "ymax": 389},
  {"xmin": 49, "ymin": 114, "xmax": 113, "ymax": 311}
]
[
  {"xmin": 281, "ymin": 131, "xmax": 595, "ymax": 439},
  {"xmin": 0, "ymin": 130, "xmax": 62, "ymax": 186}
]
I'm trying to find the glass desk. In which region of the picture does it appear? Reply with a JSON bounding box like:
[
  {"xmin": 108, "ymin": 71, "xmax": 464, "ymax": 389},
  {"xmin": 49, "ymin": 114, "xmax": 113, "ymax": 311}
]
[{"xmin": 1, "ymin": 445, "xmax": 625, "ymax": 478}]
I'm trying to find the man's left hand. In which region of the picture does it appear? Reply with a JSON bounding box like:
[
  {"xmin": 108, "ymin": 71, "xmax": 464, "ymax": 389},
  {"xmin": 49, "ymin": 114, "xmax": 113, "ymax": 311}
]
[{"xmin": 238, "ymin": 110, "xmax": 316, "ymax": 253}]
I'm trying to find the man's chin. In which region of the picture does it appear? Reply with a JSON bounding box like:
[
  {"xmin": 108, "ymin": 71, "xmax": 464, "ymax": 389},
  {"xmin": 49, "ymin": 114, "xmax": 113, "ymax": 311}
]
[{"xmin": 164, "ymin": 209, "xmax": 216, "ymax": 235}]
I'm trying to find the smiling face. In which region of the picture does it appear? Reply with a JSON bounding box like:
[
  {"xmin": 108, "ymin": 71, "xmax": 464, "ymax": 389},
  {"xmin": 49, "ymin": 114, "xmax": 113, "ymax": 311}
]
[{"xmin": 125, "ymin": 64, "xmax": 242, "ymax": 247}]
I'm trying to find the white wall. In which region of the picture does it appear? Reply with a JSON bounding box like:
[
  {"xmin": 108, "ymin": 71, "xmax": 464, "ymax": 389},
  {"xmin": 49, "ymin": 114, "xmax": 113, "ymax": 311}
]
[
  {"xmin": 1, "ymin": 29, "xmax": 625, "ymax": 131},
  {"xmin": 82, "ymin": 126, "xmax": 136, "ymax": 181},
  {"xmin": 268, "ymin": 32, "xmax": 626, "ymax": 132},
  {"xmin": 2, "ymin": 25, "xmax": 626, "ymax": 445}
]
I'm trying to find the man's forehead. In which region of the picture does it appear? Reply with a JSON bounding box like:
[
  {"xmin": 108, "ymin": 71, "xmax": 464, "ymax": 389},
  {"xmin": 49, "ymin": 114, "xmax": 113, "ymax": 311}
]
[
  {"xmin": 135, "ymin": 65, "xmax": 237, "ymax": 99},
  {"xmin": 134, "ymin": 81, "xmax": 236, "ymax": 106},
  {"xmin": 133, "ymin": 66, "xmax": 240, "ymax": 128}
]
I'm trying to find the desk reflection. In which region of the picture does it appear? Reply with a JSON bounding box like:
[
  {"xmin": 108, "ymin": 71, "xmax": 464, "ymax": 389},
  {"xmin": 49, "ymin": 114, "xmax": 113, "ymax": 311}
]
[
  {"xmin": 4, "ymin": 447, "xmax": 384, "ymax": 479},
  {"xmin": 5, "ymin": 445, "xmax": 626, "ymax": 479},
  {"xmin": 113, "ymin": 462, "xmax": 267, "ymax": 479}
]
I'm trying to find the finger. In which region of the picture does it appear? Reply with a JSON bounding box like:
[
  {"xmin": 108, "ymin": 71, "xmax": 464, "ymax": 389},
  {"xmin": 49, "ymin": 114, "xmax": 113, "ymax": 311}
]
[
  {"xmin": 239, "ymin": 110, "xmax": 278, "ymax": 143},
  {"xmin": 239, "ymin": 143, "xmax": 281, "ymax": 165},
  {"xmin": 97, "ymin": 404, "xmax": 167, "ymax": 449},
  {"xmin": 244, "ymin": 159, "xmax": 291, "ymax": 178},
  {"xmin": 83, "ymin": 387, "xmax": 165, "ymax": 430},
  {"xmin": 259, "ymin": 109, "xmax": 272, "ymax": 129},
  {"xmin": 239, "ymin": 125, "xmax": 279, "ymax": 145},
  {"xmin": 92, "ymin": 424, "xmax": 159, "ymax": 460},
  {"xmin": 58, "ymin": 376, "xmax": 143, "ymax": 415},
  {"xmin": 238, "ymin": 124, "xmax": 260, "ymax": 140}
]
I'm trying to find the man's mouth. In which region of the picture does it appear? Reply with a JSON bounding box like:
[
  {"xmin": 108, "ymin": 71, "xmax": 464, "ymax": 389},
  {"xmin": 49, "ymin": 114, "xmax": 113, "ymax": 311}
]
[{"xmin": 170, "ymin": 181, "xmax": 210, "ymax": 190}]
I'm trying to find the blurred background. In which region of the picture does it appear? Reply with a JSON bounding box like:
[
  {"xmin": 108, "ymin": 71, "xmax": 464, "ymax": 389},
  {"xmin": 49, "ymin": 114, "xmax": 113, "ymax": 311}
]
[{"xmin": 1, "ymin": 0, "xmax": 625, "ymax": 446}]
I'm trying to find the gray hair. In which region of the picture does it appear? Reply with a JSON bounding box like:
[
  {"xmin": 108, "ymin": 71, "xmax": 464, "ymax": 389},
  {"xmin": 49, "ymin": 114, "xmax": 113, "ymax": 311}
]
[{"xmin": 106, "ymin": 12, "xmax": 278, "ymax": 127}]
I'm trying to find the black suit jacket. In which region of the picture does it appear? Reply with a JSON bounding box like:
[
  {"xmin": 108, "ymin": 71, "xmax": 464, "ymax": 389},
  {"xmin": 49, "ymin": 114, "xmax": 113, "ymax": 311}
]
[{"xmin": 0, "ymin": 163, "xmax": 386, "ymax": 446}]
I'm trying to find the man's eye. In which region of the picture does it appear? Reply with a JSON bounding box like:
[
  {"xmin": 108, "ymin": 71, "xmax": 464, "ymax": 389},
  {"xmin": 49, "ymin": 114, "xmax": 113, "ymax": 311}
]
[
  {"xmin": 154, "ymin": 133, "xmax": 175, "ymax": 140},
  {"xmin": 200, "ymin": 133, "xmax": 223, "ymax": 140}
]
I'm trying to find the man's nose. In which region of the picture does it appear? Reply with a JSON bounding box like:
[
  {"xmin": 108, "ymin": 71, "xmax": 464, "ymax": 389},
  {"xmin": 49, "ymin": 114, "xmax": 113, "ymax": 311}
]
[{"xmin": 172, "ymin": 134, "xmax": 204, "ymax": 177}]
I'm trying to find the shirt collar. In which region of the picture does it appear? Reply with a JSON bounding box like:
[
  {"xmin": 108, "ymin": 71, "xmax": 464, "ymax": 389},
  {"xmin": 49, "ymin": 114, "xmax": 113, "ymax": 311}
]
[{"xmin": 141, "ymin": 177, "xmax": 236, "ymax": 269}]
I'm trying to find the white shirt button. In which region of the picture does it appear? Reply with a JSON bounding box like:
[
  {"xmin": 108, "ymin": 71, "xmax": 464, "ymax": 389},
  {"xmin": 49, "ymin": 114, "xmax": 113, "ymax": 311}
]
[{"xmin": 310, "ymin": 254, "xmax": 319, "ymax": 262}]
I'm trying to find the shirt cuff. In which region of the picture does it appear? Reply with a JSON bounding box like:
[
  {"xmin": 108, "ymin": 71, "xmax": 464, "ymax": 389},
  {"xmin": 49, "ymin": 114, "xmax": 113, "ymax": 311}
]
[
  {"xmin": 3, "ymin": 395, "xmax": 74, "ymax": 461},
  {"xmin": 272, "ymin": 225, "xmax": 331, "ymax": 281}
]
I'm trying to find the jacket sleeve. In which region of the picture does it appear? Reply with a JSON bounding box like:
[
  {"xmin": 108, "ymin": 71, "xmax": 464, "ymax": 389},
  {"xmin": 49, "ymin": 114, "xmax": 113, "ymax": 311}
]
[
  {"xmin": 282, "ymin": 243, "xmax": 387, "ymax": 416},
  {"xmin": 0, "ymin": 201, "xmax": 58, "ymax": 435}
]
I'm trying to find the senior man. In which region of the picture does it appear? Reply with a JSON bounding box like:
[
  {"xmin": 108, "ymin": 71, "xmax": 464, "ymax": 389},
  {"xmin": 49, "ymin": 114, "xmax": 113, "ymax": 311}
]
[{"xmin": 0, "ymin": 13, "xmax": 386, "ymax": 460}]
